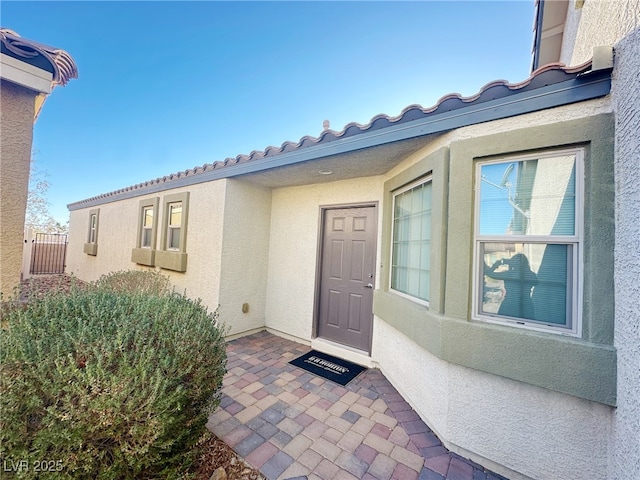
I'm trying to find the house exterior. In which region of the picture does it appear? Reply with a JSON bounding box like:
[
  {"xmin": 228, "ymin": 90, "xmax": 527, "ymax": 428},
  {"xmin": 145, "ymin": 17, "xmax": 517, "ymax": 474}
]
[
  {"xmin": 66, "ymin": 2, "xmax": 639, "ymax": 479},
  {"xmin": 0, "ymin": 29, "xmax": 77, "ymax": 297}
]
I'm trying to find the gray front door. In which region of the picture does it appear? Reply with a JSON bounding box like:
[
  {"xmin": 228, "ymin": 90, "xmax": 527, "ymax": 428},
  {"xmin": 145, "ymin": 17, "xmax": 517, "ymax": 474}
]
[{"xmin": 317, "ymin": 206, "xmax": 377, "ymax": 352}]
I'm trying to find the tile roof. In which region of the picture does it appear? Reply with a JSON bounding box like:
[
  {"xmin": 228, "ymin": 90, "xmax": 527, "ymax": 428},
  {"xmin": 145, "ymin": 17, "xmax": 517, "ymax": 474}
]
[
  {"xmin": 69, "ymin": 59, "xmax": 605, "ymax": 209},
  {"xmin": 0, "ymin": 28, "xmax": 78, "ymax": 87},
  {"xmin": 216, "ymin": 61, "xmax": 595, "ymax": 165}
]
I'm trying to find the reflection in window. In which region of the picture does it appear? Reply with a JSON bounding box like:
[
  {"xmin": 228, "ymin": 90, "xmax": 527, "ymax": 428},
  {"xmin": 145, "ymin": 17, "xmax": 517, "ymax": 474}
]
[
  {"xmin": 475, "ymin": 149, "xmax": 582, "ymax": 335},
  {"xmin": 141, "ymin": 206, "xmax": 154, "ymax": 248},
  {"xmin": 478, "ymin": 156, "xmax": 576, "ymax": 236},
  {"xmin": 481, "ymin": 242, "xmax": 571, "ymax": 325},
  {"xmin": 167, "ymin": 202, "xmax": 182, "ymax": 250}
]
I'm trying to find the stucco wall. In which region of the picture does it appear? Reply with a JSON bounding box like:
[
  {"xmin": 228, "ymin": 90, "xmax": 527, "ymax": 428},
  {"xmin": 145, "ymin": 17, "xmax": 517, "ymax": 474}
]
[
  {"xmin": 66, "ymin": 180, "xmax": 227, "ymax": 314},
  {"xmin": 382, "ymin": 97, "xmax": 611, "ymax": 185},
  {"xmin": 373, "ymin": 320, "xmax": 612, "ymax": 480},
  {"xmin": 264, "ymin": 176, "xmax": 384, "ymax": 340},
  {"xmin": 369, "ymin": 100, "xmax": 616, "ymax": 480},
  {"xmin": 218, "ymin": 179, "xmax": 272, "ymax": 336},
  {"xmin": 560, "ymin": 0, "xmax": 640, "ymax": 65},
  {"xmin": 62, "ymin": 61, "xmax": 622, "ymax": 478},
  {"xmin": 0, "ymin": 80, "xmax": 35, "ymax": 297},
  {"xmin": 611, "ymin": 26, "xmax": 640, "ymax": 480},
  {"xmin": 556, "ymin": 4, "xmax": 640, "ymax": 477}
]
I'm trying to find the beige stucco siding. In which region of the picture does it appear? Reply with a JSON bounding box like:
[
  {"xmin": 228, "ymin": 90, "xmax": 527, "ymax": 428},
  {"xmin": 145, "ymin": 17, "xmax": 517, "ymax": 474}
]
[
  {"xmin": 558, "ymin": 5, "xmax": 640, "ymax": 478},
  {"xmin": 369, "ymin": 100, "xmax": 615, "ymax": 480},
  {"xmin": 373, "ymin": 320, "xmax": 612, "ymax": 480},
  {"xmin": 0, "ymin": 80, "xmax": 36, "ymax": 297},
  {"xmin": 561, "ymin": 0, "xmax": 640, "ymax": 66},
  {"xmin": 68, "ymin": 200, "xmax": 138, "ymax": 277},
  {"xmin": 612, "ymin": 25, "xmax": 640, "ymax": 480},
  {"xmin": 63, "ymin": 67, "xmax": 621, "ymax": 480},
  {"xmin": 264, "ymin": 176, "xmax": 384, "ymax": 340},
  {"xmin": 66, "ymin": 180, "xmax": 227, "ymax": 314},
  {"xmin": 218, "ymin": 179, "xmax": 272, "ymax": 336}
]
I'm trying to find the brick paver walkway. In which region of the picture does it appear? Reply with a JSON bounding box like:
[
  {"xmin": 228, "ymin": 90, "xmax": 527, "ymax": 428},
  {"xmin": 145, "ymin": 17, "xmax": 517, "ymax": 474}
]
[{"xmin": 207, "ymin": 331, "xmax": 508, "ymax": 480}]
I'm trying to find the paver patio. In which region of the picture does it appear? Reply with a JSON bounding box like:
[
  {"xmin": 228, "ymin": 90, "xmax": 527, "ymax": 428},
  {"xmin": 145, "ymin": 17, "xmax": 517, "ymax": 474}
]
[{"xmin": 207, "ymin": 331, "xmax": 508, "ymax": 480}]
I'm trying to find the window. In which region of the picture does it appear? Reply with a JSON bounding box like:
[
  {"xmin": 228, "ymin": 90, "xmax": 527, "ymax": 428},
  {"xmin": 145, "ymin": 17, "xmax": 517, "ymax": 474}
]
[
  {"xmin": 474, "ymin": 148, "xmax": 583, "ymax": 336},
  {"xmin": 89, "ymin": 214, "xmax": 97, "ymax": 243},
  {"xmin": 141, "ymin": 206, "xmax": 154, "ymax": 248},
  {"xmin": 156, "ymin": 192, "xmax": 189, "ymax": 272},
  {"xmin": 167, "ymin": 202, "xmax": 182, "ymax": 250},
  {"xmin": 83, "ymin": 208, "xmax": 99, "ymax": 255},
  {"xmin": 390, "ymin": 177, "xmax": 432, "ymax": 304},
  {"xmin": 131, "ymin": 198, "xmax": 159, "ymax": 266}
]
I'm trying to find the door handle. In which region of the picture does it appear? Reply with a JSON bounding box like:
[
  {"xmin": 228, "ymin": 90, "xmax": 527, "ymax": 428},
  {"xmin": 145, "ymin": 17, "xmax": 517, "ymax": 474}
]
[{"xmin": 364, "ymin": 283, "xmax": 373, "ymax": 289}]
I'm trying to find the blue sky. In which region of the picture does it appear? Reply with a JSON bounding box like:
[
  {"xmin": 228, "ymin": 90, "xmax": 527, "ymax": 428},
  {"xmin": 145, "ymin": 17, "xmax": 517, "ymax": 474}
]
[{"xmin": 3, "ymin": 1, "xmax": 535, "ymax": 223}]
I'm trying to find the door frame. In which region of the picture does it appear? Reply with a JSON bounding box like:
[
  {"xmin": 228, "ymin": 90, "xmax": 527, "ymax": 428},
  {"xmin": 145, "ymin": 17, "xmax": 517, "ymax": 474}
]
[{"xmin": 312, "ymin": 202, "xmax": 379, "ymax": 354}]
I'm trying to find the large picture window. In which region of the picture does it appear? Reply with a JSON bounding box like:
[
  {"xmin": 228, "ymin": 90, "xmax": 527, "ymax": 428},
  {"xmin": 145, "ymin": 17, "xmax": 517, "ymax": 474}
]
[
  {"xmin": 390, "ymin": 177, "xmax": 432, "ymax": 304},
  {"xmin": 474, "ymin": 148, "xmax": 583, "ymax": 336}
]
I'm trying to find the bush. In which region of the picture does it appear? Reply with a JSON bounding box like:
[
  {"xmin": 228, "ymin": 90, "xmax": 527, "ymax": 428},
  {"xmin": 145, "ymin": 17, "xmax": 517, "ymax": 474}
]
[
  {"xmin": 92, "ymin": 270, "xmax": 170, "ymax": 296},
  {"xmin": 0, "ymin": 271, "xmax": 227, "ymax": 479}
]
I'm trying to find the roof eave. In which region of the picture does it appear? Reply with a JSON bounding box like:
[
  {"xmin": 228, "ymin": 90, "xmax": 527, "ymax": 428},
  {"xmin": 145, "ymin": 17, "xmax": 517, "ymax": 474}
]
[
  {"xmin": 67, "ymin": 68, "xmax": 611, "ymax": 212},
  {"xmin": 1, "ymin": 29, "xmax": 78, "ymax": 123},
  {"xmin": 0, "ymin": 29, "xmax": 78, "ymax": 88},
  {"xmin": 531, "ymin": 0, "xmax": 570, "ymax": 71}
]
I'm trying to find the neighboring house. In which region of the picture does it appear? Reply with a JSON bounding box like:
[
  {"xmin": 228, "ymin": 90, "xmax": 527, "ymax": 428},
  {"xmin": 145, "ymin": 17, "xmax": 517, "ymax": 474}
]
[
  {"xmin": 0, "ymin": 29, "xmax": 77, "ymax": 297},
  {"xmin": 66, "ymin": 2, "xmax": 639, "ymax": 480}
]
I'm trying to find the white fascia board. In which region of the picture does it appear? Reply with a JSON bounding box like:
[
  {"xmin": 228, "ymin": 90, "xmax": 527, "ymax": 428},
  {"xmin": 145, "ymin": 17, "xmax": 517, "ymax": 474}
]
[{"xmin": 0, "ymin": 53, "xmax": 52, "ymax": 94}]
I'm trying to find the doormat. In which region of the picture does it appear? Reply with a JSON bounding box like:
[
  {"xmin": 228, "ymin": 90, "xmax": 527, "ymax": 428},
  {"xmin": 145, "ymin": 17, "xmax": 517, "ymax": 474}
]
[{"xmin": 289, "ymin": 350, "xmax": 366, "ymax": 386}]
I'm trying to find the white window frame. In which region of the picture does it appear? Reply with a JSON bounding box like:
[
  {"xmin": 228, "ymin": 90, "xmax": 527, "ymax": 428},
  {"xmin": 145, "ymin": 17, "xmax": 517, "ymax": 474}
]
[
  {"xmin": 166, "ymin": 201, "xmax": 182, "ymax": 251},
  {"xmin": 88, "ymin": 213, "xmax": 97, "ymax": 244},
  {"xmin": 472, "ymin": 147, "xmax": 584, "ymax": 337},
  {"xmin": 141, "ymin": 205, "xmax": 154, "ymax": 249},
  {"xmin": 83, "ymin": 208, "xmax": 100, "ymax": 256},
  {"xmin": 389, "ymin": 175, "xmax": 432, "ymax": 307}
]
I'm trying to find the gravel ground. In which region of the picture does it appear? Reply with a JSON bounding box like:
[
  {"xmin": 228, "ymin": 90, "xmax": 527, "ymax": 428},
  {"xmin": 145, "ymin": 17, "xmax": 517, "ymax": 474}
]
[
  {"xmin": 195, "ymin": 431, "xmax": 266, "ymax": 480},
  {"xmin": 18, "ymin": 274, "xmax": 86, "ymax": 301}
]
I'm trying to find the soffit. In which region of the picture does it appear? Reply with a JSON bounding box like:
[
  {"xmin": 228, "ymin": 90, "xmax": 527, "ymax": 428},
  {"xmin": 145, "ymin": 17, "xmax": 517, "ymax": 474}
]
[
  {"xmin": 532, "ymin": 0, "xmax": 570, "ymax": 70},
  {"xmin": 238, "ymin": 135, "xmax": 437, "ymax": 188}
]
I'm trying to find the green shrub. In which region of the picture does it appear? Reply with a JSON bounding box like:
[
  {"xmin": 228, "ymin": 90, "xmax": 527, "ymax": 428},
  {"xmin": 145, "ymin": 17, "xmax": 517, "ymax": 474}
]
[
  {"xmin": 0, "ymin": 272, "xmax": 227, "ymax": 479},
  {"xmin": 92, "ymin": 270, "xmax": 170, "ymax": 296}
]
